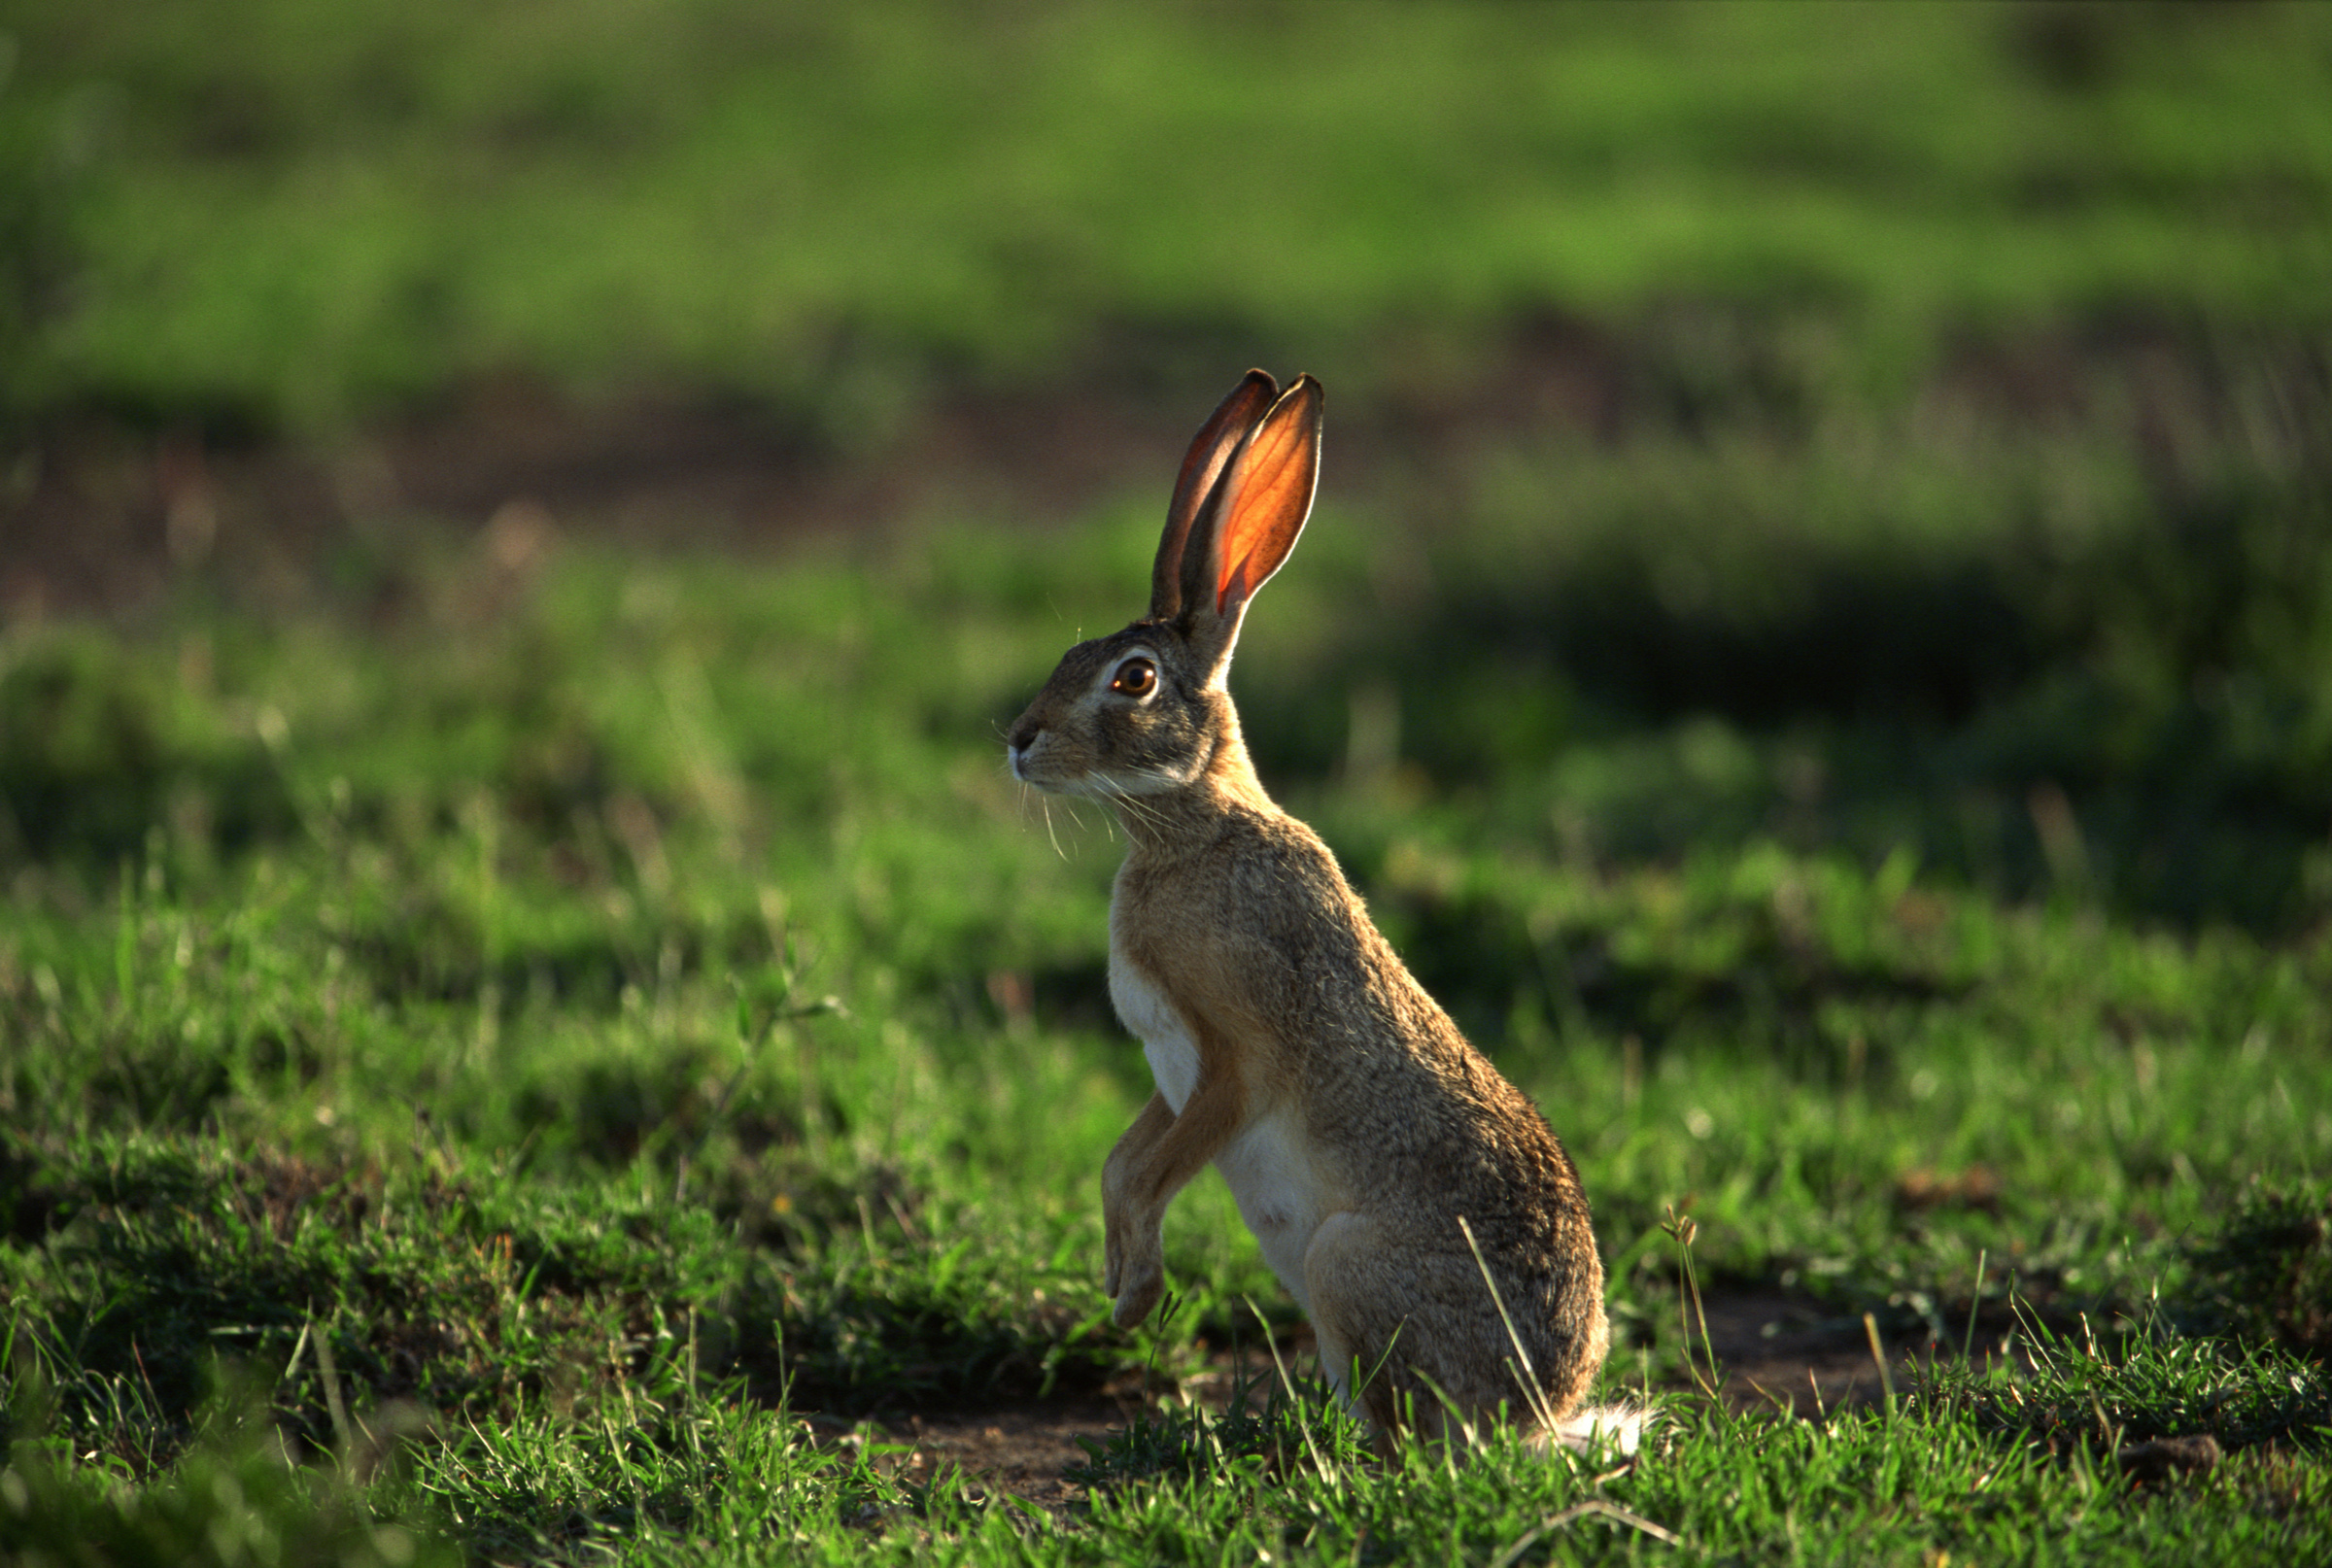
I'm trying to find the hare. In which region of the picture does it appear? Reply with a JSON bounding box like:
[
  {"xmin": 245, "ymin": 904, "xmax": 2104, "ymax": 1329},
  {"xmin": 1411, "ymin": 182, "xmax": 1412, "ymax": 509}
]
[{"xmin": 1008, "ymin": 370, "xmax": 1629, "ymax": 1451}]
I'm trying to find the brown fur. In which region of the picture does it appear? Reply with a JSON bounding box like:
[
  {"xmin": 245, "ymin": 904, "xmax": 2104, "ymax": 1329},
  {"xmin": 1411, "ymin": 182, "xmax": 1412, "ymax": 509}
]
[{"xmin": 1008, "ymin": 372, "xmax": 1611, "ymax": 1447}]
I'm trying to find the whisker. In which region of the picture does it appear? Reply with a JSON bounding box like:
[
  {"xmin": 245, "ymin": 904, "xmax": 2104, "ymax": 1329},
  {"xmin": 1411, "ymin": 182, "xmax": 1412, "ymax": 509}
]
[{"xmin": 1106, "ymin": 787, "xmax": 1172, "ymax": 838}]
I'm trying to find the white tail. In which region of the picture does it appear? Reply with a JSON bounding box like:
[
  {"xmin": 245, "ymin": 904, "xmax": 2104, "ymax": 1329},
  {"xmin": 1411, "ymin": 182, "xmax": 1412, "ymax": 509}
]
[{"xmin": 1550, "ymin": 1403, "xmax": 1654, "ymax": 1458}]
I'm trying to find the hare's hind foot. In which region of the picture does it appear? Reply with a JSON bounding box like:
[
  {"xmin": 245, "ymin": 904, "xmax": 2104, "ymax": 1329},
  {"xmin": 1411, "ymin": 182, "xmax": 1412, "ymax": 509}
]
[{"xmin": 1302, "ymin": 1210, "xmax": 1616, "ymax": 1452}]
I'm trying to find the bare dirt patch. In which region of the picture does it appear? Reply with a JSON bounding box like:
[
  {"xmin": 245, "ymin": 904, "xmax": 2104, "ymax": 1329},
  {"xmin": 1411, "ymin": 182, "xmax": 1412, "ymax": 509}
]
[
  {"xmin": 7, "ymin": 314, "xmax": 2275, "ymax": 624},
  {"xmin": 875, "ymin": 1399, "xmax": 1129, "ymax": 1511},
  {"xmin": 0, "ymin": 372, "xmax": 1227, "ymax": 621},
  {"xmin": 807, "ymin": 1290, "xmax": 1963, "ymax": 1507},
  {"xmin": 809, "ymin": 1345, "xmax": 1304, "ymax": 1509},
  {"xmin": 1694, "ymin": 1288, "xmax": 1933, "ymax": 1417}
]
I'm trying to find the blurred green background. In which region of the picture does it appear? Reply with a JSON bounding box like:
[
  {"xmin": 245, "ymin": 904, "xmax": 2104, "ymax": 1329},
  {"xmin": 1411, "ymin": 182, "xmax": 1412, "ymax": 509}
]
[
  {"xmin": 2, "ymin": 0, "xmax": 2327, "ymax": 422},
  {"xmin": 3, "ymin": 0, "xmax": 2328, "ymax": 930}
]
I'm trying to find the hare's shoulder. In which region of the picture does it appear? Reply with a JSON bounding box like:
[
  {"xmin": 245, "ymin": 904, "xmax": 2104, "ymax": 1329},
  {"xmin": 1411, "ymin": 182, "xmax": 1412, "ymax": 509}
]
[{"xmin": 1115, "ymin": 811, "xmax": 1376, "ymax": 976}]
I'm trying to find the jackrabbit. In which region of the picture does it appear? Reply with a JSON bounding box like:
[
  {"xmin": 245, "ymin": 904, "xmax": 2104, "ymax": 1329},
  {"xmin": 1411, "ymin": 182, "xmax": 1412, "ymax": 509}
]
[{"xmin": 1008, "ymin": 371, "xmax": 1628, "ymax": 1450}]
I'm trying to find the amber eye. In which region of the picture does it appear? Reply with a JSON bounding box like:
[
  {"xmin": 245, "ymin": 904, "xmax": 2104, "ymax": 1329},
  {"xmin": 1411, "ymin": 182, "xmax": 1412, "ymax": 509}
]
[{"xmin": 1110, "ymin": 658, "xmax": 1158, "ymax": 698}]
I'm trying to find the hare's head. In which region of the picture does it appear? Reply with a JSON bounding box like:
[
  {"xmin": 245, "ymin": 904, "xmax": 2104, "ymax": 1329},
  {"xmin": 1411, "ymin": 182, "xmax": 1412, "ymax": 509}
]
[{"xmin": 1008, "ymin": 372, "xmax": 1322, "ymax": 801}]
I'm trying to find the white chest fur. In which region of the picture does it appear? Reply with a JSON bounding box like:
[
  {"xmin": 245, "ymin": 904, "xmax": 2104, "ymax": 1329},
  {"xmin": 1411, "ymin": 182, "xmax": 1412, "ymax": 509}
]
[
  {"xmin": 1214, "ymin": 1108, "xmax": 1325, "ymax": 1308},
  {"xmin": 1105, "ymin": 918, "xmax": 1329, "ymax": 1307},
  {"xmin": 1108, "ymin": 944, "xmax": 1200, "ymax": 1112}
]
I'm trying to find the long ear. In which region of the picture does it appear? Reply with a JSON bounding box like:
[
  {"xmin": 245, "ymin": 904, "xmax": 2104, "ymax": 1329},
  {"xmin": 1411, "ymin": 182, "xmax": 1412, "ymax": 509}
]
[
  {"xmin": 1181, "ymin": 374, "xmax": 1323, "ymax": 674},
  {"xmin": 1151, "ymin": 369, "xmax": 1277, "ymax": 620}
]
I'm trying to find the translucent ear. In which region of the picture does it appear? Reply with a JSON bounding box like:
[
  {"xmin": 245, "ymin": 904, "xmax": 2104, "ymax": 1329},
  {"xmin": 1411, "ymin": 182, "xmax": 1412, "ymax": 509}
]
[
  {"xmin": 1172, "ymin": 375, "xmax": 1321, "ymax": 677},
  {"xmin": 1151, "ymin": 370, "xmax": 1277, "ymax": 621},
  {"xmin": 1201, "ymin": 375, "xmax": 1322, "ymax": 620}
]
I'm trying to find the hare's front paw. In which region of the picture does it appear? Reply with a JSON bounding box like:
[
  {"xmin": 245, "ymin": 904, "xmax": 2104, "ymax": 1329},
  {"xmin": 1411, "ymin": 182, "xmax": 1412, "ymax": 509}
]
[
  {"xmin": 1110, "ymin": 1260, "xmax": 1166, "ymax": 1328},
  {"xmin": 1104, "ymin": 1219, "xmax": 1166, "ymax": 1327}
]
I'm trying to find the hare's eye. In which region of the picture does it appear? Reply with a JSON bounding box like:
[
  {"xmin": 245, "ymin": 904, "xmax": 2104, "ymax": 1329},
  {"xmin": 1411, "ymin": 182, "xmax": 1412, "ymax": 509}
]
[{"xmin": 1110, "ymin": 658, "xmax": 1157, "ymax": 698}]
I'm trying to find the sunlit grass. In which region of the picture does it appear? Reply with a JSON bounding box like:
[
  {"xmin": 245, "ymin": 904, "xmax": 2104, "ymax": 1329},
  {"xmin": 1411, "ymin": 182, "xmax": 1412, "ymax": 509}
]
[
  {"xmin": 4, "ymin": 524, "xmax": 2328, "ymax": 1560},
  {"xmin": 3, "ymin": 3, "xmax": 2329, "ymax": 1559}
]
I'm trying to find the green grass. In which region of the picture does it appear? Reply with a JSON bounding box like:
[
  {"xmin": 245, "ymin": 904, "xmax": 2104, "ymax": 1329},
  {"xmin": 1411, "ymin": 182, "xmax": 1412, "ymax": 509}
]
[
  {"xmin": 2, "ymin": 1, "xmax": 2329, "ymax": 427},
  {"xmin": 4, "ymin": 528, "xmax": 2329, "ymax": 1562}
]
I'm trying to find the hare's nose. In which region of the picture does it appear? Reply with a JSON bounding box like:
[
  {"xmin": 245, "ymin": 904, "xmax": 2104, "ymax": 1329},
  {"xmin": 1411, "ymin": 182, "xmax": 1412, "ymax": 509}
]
[{"xmin": 1008, "ymin": 716, "xmax": 1043, "ymax": 753}]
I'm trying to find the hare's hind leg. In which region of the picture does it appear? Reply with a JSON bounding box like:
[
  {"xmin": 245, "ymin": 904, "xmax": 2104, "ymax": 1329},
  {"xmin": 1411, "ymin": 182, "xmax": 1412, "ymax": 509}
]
[
  {"xmin": 1302, "ymin": 1210, "xmax": 1429, "ymax": 1442},
  {"xmin": 1309, "ymin": 1215, "xmax": 1600, "ymax": 1449}
]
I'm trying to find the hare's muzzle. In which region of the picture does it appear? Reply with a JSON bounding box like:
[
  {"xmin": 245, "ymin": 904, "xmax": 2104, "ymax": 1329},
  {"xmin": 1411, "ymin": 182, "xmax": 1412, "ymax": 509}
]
[{"xmin": 1007, "ymin": 716, "xmax": 1043, "ymax": 781}]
